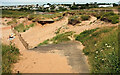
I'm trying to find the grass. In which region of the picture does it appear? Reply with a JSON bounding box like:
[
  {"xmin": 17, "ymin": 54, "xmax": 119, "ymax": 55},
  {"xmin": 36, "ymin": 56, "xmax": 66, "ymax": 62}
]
[
  {"xmin": 2, "ymin": 10, "xmax": 30, "ymax": 18},
  {"xmin": 38, "ymin": 31, "xmax": 75, "ymax": 46},
  {"xmin": 68, "ymin": 15, "xmax": 81, "ymax": 25},
  {"xmin": 2, "ymin": 44, "xmax": 20, "ymax": 74},
  {"xmin": 81, "ymin": 15, "xmax": 90, "ymax": 21},
  {"xmin": 29, "ymin": 12, "xmax": 64, "ymax": 21},
  {"xmin": 75, "ymin": 26, "xmax": 119, "ymax": 73},
  {"xmin": 7, "ymin": 19, "xmax": 17, "ymax": 25},
  {"xmin": 14, "ymin": 23, "xmax": 35, "ymax": 32},
  {"xmin": 75, "ymin": 28, "xmax": 99, "ymax": 43},
  {"xmin": 93, "ymin": 12, "xmax": 119, "ymax": 24},
  {"xmin": 38, "ymin": 39, "xmax": 49, "ymax": 46},
  {"xmin": 51, "ymin": 31, "xmax": 75, "ymax": 44},
  {"xmin": 100, "ymin": 12, "xmax": 119, "ymax": 24}
]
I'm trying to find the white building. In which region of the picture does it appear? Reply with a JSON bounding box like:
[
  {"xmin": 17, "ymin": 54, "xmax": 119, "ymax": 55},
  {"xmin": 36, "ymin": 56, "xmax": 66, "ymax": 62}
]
[
  {"xmin": 43, "ymin": 5, "xmax": 50, "ymax": 8},
  {"xmin": 98, "ymin": 4, "xmax": 113, "ymax": 7}
]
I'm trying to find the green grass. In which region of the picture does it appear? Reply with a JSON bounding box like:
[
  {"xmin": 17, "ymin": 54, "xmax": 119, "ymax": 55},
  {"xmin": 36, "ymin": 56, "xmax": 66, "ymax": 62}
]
[
  {"xmin": 7, "ymin": 19, "xmax": 17, "ymax": 25},
  {"xmin": 100, "ymin": 12, "xmax": 119, "ymax": 24},
  {"xmin": 29, "ymin": 12, "xmax": 64, "ymax": 21},
  {"xmin": 14, "ymin": 23, "xmax": 25, "ymax": 32},
  {"xmin": 51, "ymin": 31, "xmax": 75, "ymax": 44},
  {"xmin": 2, "ymin": 10, "xmax": 30, "ymax": 18},
  {"xmin": 75, "ymin": 28, "xmax": 99, "ymax": 43},
  {"xmin": 68, "ymin": 15, "xmax": 81, "ymax": 25},
  {"xmin": 2, "ymin": 44, "xmax": 20, "ymax": 74},
  {"xmin": 81, "ymin": 15, "xmax": 90, "ymax": 21},
  {"xmin": 14, "ymin": 23, "xmax": 35, "ymax": 32},
  {"xmin": 75, "ymin": 26, "xmax": 119, "ymax": 73},
  {"xmin": 38, "ymin": 31, "xmax": 75, "ymax": 46},
  {"xmin": 38, "ymin": 39, "xmax": 49, "ymax": 46}
]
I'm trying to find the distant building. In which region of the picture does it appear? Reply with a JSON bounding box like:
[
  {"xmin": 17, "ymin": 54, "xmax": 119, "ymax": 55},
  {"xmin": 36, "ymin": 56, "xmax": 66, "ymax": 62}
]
[
  {"xmin": 98, "ymin": 4, "xmax": 113, "ymax": 7},
  {"xmin": 43, "ymin": 5, "xmax": 50, "ymax": 8}
]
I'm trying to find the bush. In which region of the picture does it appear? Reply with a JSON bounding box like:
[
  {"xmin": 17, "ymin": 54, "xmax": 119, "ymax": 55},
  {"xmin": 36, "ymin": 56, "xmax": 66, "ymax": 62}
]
[
  {"xmin": 68, "ymin": 15, "xmax": 81, "ymax": 25},
  {"xmin": 97, "ymin": 12, "xmax": 119, "ymax": 24},
  {"xmin": 81, "ymin": 15, "xmax": 90, "ymax": 21}
]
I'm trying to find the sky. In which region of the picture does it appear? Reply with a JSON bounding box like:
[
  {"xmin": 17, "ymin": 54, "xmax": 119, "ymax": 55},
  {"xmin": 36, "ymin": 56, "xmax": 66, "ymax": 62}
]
[{"xmin": 1, "ymin": 0, "xmax": 120, "ymax": 3}]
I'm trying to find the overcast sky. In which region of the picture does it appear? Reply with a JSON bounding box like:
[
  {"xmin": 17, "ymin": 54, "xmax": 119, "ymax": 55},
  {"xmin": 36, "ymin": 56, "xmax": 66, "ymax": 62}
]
[{"xmin": 1, "ymin": 0, "xmax": 120, "ymax": 3}]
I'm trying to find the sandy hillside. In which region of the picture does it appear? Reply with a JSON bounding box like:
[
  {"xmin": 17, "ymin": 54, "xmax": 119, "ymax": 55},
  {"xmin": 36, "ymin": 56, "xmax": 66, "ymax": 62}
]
[{"xmin": 21, "ymin": 16, "xmax": 68, "ymax": 48}]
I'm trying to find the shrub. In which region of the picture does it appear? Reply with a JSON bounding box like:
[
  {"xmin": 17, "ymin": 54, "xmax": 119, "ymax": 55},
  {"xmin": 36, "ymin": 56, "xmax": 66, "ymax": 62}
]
[
  {"xmin": 81, "ymin": 15, "xmax": 90, "ymax": 21},
  {"xmin": 99, "ymin": 12, "xmax": 119, "ymax": 24},
  {"xmin": 68, "ymin": 15, "xmax": 81, "ymax": 25}
]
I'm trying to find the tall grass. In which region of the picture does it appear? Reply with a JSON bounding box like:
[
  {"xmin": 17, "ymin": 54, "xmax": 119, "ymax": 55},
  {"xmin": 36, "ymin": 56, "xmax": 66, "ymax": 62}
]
[
  {"xmin": 75, "ymin": 26, "xmax": 119, "ymax": 73},
  {"xmin": 2, "ymin": 44, "xmax": 19, "ymax": 74}
]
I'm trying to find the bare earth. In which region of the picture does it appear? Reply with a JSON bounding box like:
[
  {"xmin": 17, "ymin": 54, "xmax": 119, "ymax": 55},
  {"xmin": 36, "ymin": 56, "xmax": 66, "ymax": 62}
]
[{"xmin": 1, "ymin": 16, "xmax": 118, "ymax": 73}]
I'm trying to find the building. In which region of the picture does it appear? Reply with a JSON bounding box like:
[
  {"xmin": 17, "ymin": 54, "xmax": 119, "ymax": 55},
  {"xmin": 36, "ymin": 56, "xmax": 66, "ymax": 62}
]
[{"xmin": 98, "ymin": 4, "xmax": 113, "ymax": 7}]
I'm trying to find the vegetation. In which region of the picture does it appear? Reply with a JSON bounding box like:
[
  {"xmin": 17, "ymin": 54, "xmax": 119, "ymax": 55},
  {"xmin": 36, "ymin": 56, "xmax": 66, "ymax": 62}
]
[
  {"xmin": 75, "ymin": 26, "xmax": 119, "ymax": 73},
  {"xmin": 100, "ymin": 12, "xmax": 119, "ymax": 24},
  {"xmin": 38, "ymin": 31, "xmax": 75, "ymax": 46},
  {"xmin": 68, "ymin": 15, "xmax": 81, "ymax": 25},
  {"xmin": 51, "ymin": 31, "xmax": 74, "ymax": 44},
  {"xmin": 7, "ymin": 19, "xmax": 17, "ymax": 25},
  {"xmin": 2, "ymin": 44, "xmax": 19, "ymax": 74},
  {"xmin": 14, "ymin": 23, "xmax": 35, "ymax": 32},
  {"xmin": 94, "ymin": 12, "xmax": 119, "ymax": 24},
  {"xmin": 81, "ymin": 15, "xmax": 90, "ymax": 21},
  {"xmin": 38, "ymin": 39, "xmax": 49, "ymax": 46},
  {"xmin": 2, "ymin": 10, "xmax": 30, "ymax": 18},
  {"xmin": 28, "ymin": 12, "xmax": 64, "ymax": 22}
]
